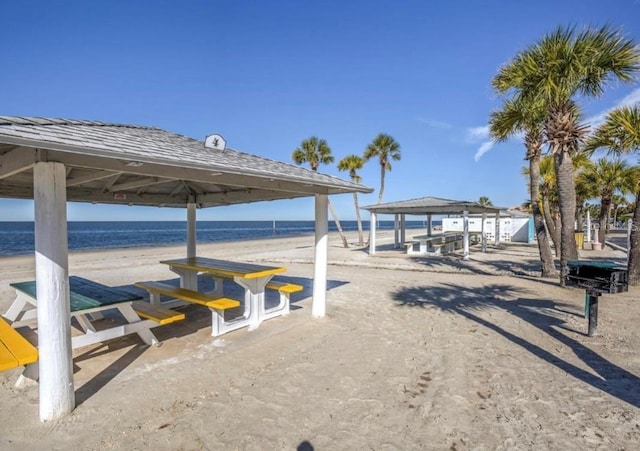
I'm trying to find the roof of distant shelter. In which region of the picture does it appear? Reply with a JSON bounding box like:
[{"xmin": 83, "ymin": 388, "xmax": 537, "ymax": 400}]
[
  {"xmin": 0, "ymin": 117, "xmax": 372, "ymax": 208},
  {"xmin": 361, "ymin": 196, "xmax": 502, "ymax": 215}
]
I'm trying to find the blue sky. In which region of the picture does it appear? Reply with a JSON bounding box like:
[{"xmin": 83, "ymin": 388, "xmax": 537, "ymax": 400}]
[{"xmin": 2, "ymin": 0, "xmax": 639, "ymax": 221}]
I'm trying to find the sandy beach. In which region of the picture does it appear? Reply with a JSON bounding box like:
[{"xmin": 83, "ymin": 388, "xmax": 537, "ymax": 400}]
[{"xmin": 1, "ymin": 230, "xmax": 639, "ymax": 450}]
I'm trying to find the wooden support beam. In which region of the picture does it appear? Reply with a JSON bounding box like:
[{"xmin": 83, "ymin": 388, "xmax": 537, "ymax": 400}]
[
  {"xmin": 109, "ymin": 177, "xmax": 174, "ymax": 192},
  {"xmin": 0, "ymin": 147, "xmax": 36, "ymax": 179},
  {"xmin": 66, "ymin": 170, "xmax": 122, "ymax": 187}
]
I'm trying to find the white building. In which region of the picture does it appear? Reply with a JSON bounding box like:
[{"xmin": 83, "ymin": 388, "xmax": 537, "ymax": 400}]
[{"xmin": 442, "ymin": 210, "xmax": 533, "ymax": 243}]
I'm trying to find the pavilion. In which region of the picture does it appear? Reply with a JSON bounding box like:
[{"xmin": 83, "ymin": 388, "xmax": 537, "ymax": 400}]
[
  {"xmin": 0, "ymin": 117, "xmax": 373, "ymax": 421},
  {"xmin": 361, "ymin": 196, "xmax": 503, "ymax": 258}
]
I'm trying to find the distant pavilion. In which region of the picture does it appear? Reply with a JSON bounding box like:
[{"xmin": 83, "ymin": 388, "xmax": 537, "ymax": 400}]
[{"xmin": 361, "ymin": 196, "xmax": 503, "ymax": 258}]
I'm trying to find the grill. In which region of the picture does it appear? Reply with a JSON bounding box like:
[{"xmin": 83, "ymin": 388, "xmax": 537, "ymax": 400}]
[
  {"xmin": 565, "ymin": 260, "xmax": 628, "ymax": 336},
  {"xmin": 565, "ymin": 260, "xmax": 628, "ymax": 294}
]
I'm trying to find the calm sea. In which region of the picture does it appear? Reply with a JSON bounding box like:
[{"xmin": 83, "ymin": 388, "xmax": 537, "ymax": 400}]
[{"xmin": 0, "ymin": 220, "xmax": 436, "ymax": 257}]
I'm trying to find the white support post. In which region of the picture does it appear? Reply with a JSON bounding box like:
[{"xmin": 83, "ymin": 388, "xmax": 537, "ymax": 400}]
[
  {"xmin": 463, "ymin": 210, "xmax": 470, "ymax": 260},
  {"xmin": 394, "ymin": 214, "xmax": 399, "ymax": 248},
  {"xmin": 187, "ymin": 200, "xmax": 196, "ymax": 258},
  {"xmin": 586, "ymin": 210, "xmax": 592, "ymax": 243},
  {"xmin": 495, "ymin": 212, "xmax": 500, "ymax": 245},
  {"xmin": 400, "ymin": 214, "xmax": 406, "ymax": 244},
  {"xmin": 312, "ymin": 195, "xmax": 328, "ymax": 318},
  {"xmin": 369, "ymin": 212, "xmax": 377, "ymax": 255},
  {"xmin": 34, "ymin": 162, "xmax": 75, "ymax": 421},
  {"xmin": 427, "ymin": 214, "xmax": 432, "ymax": 236},
  {"xmin": 481, "ymin": 213, "xmax": 487, "ymax": 252}
]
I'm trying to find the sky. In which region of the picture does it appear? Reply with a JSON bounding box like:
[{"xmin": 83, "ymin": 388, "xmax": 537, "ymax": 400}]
[{"xmin": 1, "ymin": 0, "xmax": 639, "ymax": 221}]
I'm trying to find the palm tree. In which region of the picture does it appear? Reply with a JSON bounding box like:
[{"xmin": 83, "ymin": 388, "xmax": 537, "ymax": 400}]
[
  {"xmin": 363, "ymin": 133, "xmax": 401, "ymax": 204},
  {"xmin": 292, "ymin": 137, "xmax": 349, "ymax": 248},
  {"xmin": 579, "ymin": 158, "xmax": 635, "ymax": 244},
  {"xmin": 478, "ymin": 196, "xmax": 493, "ymax": 207},
  {"xmin": 538, "ymin": 155, "xmax": 561, "ymax": 257},
  {"xmin": 584, "ymin": 106, "xmax": 640, "ymax": 283},
  {"xmin": 337, "ymin": 154, "xmax": 366, "ymax": 246},
  {"xmin": 573, "ymin": 151, "xmax": 597, "ymax": 232},
  {"xmin": 493, "ymin": 25, "xmax": 639, "ymax": 285},
  {"xmin": 489, "ymin": 99, "xmax": 557, "ymax": 277},
  {"xmin": 610, "ymin": 193, "xmax": 632, "ymax": 227}
]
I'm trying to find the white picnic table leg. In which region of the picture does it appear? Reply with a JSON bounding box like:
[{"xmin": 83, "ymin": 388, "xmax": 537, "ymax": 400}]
[
  {"xmin": 169, "ymin": 267, "xmax": 198, "ymax": 291},
  {"xmin": 74, "ymin": 313, "xmax": 97, "ymax": 333},
  {"xmin": 213, "ymin": 277, "xmax": 225, "ymax": 297},
  {"xmin": 3, "ymin": 293, "xmax": 32, "ymax": 322},
  {"xmin": 234, "ymin": 275, "xmax": 273, "ymax": 330},
  {"xmin": 117, "ymin": 304, "xmax": 160, "ymax": 346}
]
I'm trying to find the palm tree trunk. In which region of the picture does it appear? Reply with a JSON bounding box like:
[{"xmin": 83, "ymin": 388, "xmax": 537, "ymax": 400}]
[
  {"xmin": 542, "ymin": 195, "xmax": 561, "ymax": 257},
  {"xmin": 628, "ymin": 192, "xmax": 640, "ymax": 285},
  {"xmin": 328, "ymin": 199, "xmax": 349, "ymax": 248},
  {"xmin": 599, "ymin": 197, "xmax": 612, "ymax": 244},
  {"xmin": 353, "ymin": 192, "xmax": 364, "ymax": 246},
  {"xmin": 377, "ymin": 164, "xmax": 385, "ymax": 204},
  {"xmin": 530, "ymin": 155, "xmax": 557, "ymax": 277},
  {"xmin": 554, "ymin": 150, "xmax": 579, "ymax": 286}
]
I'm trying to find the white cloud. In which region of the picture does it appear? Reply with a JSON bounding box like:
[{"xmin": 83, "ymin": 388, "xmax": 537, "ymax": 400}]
[
  {"xmin": 466, "ymin": 125, "xmax": 490, "ymax": 143},
  {"xmin": 586, "ymin": 86, "xmax": 640, "ymax": 127},
  {"xmin": 416, "ymin": 117, "xmax": 452, "ymax": 129},
  {"xmin": 474, "ymin": 141, "xmax": 495, "ymax": 162}
]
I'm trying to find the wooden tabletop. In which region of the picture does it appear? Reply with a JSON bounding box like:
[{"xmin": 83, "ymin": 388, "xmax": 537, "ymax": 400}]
[
  {"xmin": 160, "ymin": 257, "xmax": 286, "ymax": 279},
  {"xmin": 10, "ymin": 276, "xmax": 142, "ymax": 312}
]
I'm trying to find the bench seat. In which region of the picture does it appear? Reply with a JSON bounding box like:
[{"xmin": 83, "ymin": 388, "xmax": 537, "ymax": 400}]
[
  {"xmin": 132, "ymin": 301, "xmax": 186, "ymax": 325},
  {"xmin": 0, "ymin": 317, "xmax": 38, "ymax": 371},
  {"xmin": 134, "ymin": 281, "xmax": 240, "ymax": 310},
  {"xmin": 265, "ymin": 281, "xmax": 304, "ymax": 294},
  {"xmin": 135, "ymin": 281, "xmax": 242, "ymax": 337}
]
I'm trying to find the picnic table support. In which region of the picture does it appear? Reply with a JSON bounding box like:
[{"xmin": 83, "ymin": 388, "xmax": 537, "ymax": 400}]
[
  {"xmin": 585, "ymin": 289, "xmax": 600, "ymax": 337},
  {"xmin": 313, "ymin": 194, "xmax": 328, "ymax": 317},
  {"xmin": 34, "ymin": 161, "xmax": 75, "ymax": 421}
]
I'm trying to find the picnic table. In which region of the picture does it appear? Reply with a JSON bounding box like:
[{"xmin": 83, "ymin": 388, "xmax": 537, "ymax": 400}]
[
  {"xmin": 407, "ymin": 231, "xmax": 482, "ymax": 255},
  {"xmin": 3, "ymin": 276, "xmax": 183, "ymax": 350},
  {"xmin": 136, "ymin": 257, "xmax": 293, "ymax": 336}
]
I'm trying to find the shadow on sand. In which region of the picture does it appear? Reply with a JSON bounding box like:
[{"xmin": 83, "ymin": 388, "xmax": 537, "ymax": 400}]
[
  {"xmin": 74, "ymin": 274, "xmax": 347, "ymax": 406},
  {"xmin": 391, "ymin": 282, "xmax": 640, "ymax": 408}
]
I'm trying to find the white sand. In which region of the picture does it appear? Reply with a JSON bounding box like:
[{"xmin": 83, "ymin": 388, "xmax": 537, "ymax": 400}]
[{"xmin": 1, "ymin": 231, "xmax": 639, "ymax": 450}]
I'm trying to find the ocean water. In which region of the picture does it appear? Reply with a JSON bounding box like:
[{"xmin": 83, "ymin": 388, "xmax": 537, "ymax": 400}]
[{"xmin": 0, "ymin": 220, "xmax": 436, "ymax": 257}]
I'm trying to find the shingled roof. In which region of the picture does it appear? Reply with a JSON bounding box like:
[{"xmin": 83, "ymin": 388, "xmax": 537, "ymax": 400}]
[
  {"xmin": 0, "ymin": 117, "xmax": 372, "ymax": 208},
  {"xmin": 361, "ymin": 196, "xmax": 502, "ymax": 215}
]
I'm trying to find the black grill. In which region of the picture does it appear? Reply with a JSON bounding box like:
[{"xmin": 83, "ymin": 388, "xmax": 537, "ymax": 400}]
[
  {"xmin": 565, "ymin": 260, "xmax": 628, "ymax": 294},
  {"xmin": 564, "ymin": 260, "xmax": 628, "ymax": 336}
]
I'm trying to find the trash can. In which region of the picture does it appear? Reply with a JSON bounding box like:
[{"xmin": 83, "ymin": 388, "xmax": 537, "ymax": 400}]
[{"xmin": 575, "ymin": 231, "xmax": 585, "ymax": 250}]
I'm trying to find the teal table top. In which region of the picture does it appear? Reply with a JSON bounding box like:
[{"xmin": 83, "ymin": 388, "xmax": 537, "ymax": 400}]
[
  {"xmin": 567, "ymin": 260, "xmax": 625, "ymax": 269},
  {"xmin": 10, "ymin": 276, "xmax": 142, "ymax": 312}
]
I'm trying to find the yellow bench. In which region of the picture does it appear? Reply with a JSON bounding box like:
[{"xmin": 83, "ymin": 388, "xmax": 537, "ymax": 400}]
[
  {"xmin": 134, "ymin": 281, "xmax": 240, "ymax": 310},
  {"xmin": 135, "ymin": 281, "xmax": 242, "ymax": 337},
  {"xmin": 131, "ymin": 301, "xmax": 186, "ymax": 325},
  {"xmin": 265, "ymin": 281, "xmax": 304, "ymax": 295},
  {"xmin": 0, "ymin": 317, "xmax": 38, "ymax": 371}
]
